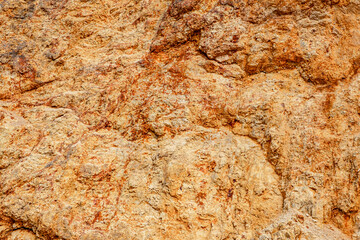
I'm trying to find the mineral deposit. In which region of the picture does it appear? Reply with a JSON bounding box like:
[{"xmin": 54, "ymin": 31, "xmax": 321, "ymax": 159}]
[{"xmin": 0, "ymin": 0, "xmax": 359, "ymax": 239}]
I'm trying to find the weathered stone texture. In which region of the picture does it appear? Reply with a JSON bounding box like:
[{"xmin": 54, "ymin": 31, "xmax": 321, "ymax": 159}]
[{"xmin": 0, "ymin": 0, "xmax": 359, "ymax": 239}]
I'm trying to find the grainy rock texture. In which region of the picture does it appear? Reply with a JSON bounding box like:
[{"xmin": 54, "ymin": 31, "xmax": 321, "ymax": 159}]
[{"xmin": 0, "ymin": 0, "xmax": 359, "ymax": 239}]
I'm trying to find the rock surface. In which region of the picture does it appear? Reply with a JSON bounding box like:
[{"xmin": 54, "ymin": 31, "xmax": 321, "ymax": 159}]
[{"xmin": 0, "ymin": 0, "xmax": 359, "ymax": 239}]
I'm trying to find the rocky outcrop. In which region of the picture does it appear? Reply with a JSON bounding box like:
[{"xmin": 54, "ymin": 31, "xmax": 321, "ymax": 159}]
[{"xmin": 0, "ymin": 0, "xmax": 359, "ymax": 239}]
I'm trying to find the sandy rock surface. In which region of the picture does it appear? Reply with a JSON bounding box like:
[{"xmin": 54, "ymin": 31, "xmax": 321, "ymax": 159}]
[{"xmin": 0, "ymin": 0, "xmax": 360, "ymax": 239}]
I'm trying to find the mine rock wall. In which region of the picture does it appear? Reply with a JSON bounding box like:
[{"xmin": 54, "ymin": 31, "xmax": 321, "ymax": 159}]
[{"xmin": 0, "ymin": 0, "xmax": 359, "ymax": 239}]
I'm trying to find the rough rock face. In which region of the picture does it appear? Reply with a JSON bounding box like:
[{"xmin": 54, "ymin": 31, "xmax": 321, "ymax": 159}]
[{"xmin": 0, "ymin": 0, "xmax": 359, "ymax": 239}]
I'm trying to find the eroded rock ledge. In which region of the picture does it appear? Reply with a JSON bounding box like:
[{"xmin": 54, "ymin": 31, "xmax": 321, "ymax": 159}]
[{"xmin": 0, "ymin": 0, "xmax": 359, "ymax": 239}]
